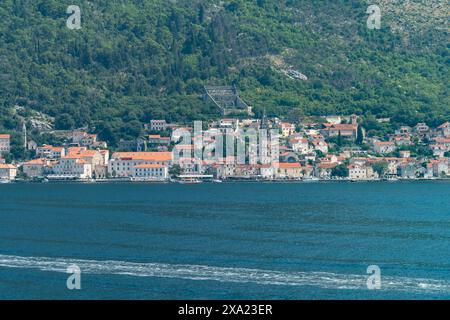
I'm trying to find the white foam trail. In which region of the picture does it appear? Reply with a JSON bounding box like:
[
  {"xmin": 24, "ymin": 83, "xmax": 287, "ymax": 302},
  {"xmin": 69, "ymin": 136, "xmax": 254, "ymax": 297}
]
[{"xmin": 0, "ymin": 254, "xmax": 449, "ymax": 293}]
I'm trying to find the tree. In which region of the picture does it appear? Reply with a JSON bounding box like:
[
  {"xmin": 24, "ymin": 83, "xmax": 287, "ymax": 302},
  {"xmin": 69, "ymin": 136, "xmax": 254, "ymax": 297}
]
[
  {"xmin": 331, "ymin": 164, "xmax": 349, "ymax": 177},
  {"xmin": 123, "ymin": 120, "xmax": 142, "ymax": 139},
  {"xmin": 55, "ymin": 113, "xmax": 75, "ymax": 130},
  {"xmin": 287, "ymin": 108, "xmax": 304, "ymax": 124},
  {"xmin": 356, "ymin": 125, "xmax": 364, "ymax": 145},
  {"xmin": 315, "ymin": 150, "xmax": 325, "ymax": 158},
  {"xmin": 169, "ymin": 164, "xmax": 183, "ymax": 177},
  {"xmin": 372, "ymin": 161, "xmax": 388, "ymax": 177},
  {"xmin": 337, "ymin": 131, "xmax": 343, "ymax": 146}
]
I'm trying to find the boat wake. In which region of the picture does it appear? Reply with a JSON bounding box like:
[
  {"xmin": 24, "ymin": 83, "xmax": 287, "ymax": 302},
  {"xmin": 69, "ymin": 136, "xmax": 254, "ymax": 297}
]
[{"xmin": 0, "ymin": 254, "xmax": 449, "ymax": 294}]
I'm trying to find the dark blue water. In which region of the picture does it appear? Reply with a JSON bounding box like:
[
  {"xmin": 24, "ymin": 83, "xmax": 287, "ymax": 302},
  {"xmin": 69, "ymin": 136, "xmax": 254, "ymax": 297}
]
[{"xmin": 0, "ymin": 181, "xmax": 449, "ymax": 299}]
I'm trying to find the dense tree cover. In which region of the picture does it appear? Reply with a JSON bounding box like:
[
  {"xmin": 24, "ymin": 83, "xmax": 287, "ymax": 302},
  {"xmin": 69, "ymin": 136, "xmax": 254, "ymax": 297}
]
[
  {"xmin": 372, "ymin": 161, "xmax": 388, "ymax": 177},
  {"xmin": 0, "ymin": 0, "xmax": 448, "ymax": 147},
  {"xmin": 331, "ymin": 164, "xmax": 349, "ymax": 177}
]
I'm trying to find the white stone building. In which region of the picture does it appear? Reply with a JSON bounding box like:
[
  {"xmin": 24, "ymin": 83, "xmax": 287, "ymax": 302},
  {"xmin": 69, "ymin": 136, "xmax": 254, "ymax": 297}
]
[
  {"xmin": 132, "ymin": 164, "xmax": 168, "ymax": 180},
  {"xmin": 52, "ymin": 157, "xmax": 92, "ymax": 179},
  {"xmin": 0, "ymin": 164, "xmax": 17, "ymax": 180},
  {"xmin": 108, "ymin": 152, "xmax": 172, "ymax": 177}
]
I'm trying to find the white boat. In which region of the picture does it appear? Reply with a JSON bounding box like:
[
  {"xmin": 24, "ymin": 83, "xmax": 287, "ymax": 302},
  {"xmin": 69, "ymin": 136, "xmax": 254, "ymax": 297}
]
[
  {"xmin": 178, "ymin": 179, "xmax": 202, "ymax": 184},
  {"xmin": 0, "ymin": 179, "xmax": 11, "ymax": 184},
  {"xmin": 212, "ymin": 179, "xmax": 223, "ymax": 183},
  {"xmin": 385, "ymin": 177, "xmax": 399, "ymax": 182},
  {"xmin": 302, "ymin": 177, "xmax": 320, "ymax": 182}
]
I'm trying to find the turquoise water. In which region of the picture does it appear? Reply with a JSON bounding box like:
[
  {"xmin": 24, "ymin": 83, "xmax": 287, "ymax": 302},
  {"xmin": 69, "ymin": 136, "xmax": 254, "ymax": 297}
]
[{"xmin": 0, "ymin": 181, "xmax": 449, "ymax": 299}]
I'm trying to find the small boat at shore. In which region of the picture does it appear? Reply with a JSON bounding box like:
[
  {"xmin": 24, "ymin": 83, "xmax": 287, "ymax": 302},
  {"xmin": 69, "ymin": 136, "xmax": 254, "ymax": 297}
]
[
  {"xmin": 177, "ymin": 178, "xmax": 202, "ymax": 184},
  {"xmin": 384, "ymin": 177, "xmax": 399, "ymax": 182},
  {"xmin": 302, "ymin": 177, "xmax": 320, "ymax": 182},
  {"xmin": 0, "ymin": 179, "xmax": 11, "ymax": 184}
]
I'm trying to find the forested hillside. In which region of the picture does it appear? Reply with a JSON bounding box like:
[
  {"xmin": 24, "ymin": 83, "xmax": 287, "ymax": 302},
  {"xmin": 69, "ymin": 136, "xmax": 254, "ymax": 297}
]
[{"xmin": 0, "ymin": 0, "xmax": 448, "ymax": 145}]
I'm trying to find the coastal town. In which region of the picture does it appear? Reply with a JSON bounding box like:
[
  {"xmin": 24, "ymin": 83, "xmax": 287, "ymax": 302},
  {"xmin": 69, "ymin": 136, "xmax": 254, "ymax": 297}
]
[{"xmin": 1, "ymin": 114, "xmax": 449, "ymax": 183}]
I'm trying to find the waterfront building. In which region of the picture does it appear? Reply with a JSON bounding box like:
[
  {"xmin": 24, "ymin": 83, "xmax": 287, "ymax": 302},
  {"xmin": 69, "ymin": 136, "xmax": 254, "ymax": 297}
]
[
  {"xmin": 302, "ymin": 164, "xmax": 314, "ymax": 178},
  {"xmin": 176, "ymin": 157, "xmax": 204, "ymax": 174},
  {"xmin": 52, "ymin": 156, "xmax": 92, "ymax": 179},
  {"xmin": 348, "ymin": 164, "xmax": 376, "ymax": 180},
  {"xmin": 212, "ymin": 163, "xmax": 236, "ymax": 179},
  {"xmin": 0, "ymin": 164, "xmax": 17, "ymax": 180},
  {"xmin": 428, "ymin": 159, "xmax": 449, "ymax": 177},
  {"xmin": 108, "ymin": 152, "xmax": 172, "ymax": 177},
  {"xmin": 66, "ymin": 149, "xmax": 107, "ymax": 179},
  {"xmin": 234, "ymin": 164, "xmax": 260, "ymax": 178},
  {"xmin": 131, "ymin": 164, "xmax": 168, "ymax": 180},
  {"xmin": 259, "ymin": 164, "xmax": 275, "ymax": 179},
  {"xmin": 277, "ymin": 162, "xmax": 302, "ymax": 179},
  {"xmin": 397, "ymin": 162, "xmax": 417, "ymax": 179},
  {"xmin": 316, "ymin": 162, "xmax": 338, "ymax": 179},
  {"xmin": 99, "ymin": 150, "xmax": 110, "ymax": 165},
  {"xmin": 22, "ymin": 158, "xmax": 52, "ymax": 178},
  {"xmin": 383, "ymin": 158, "xmax": 402, "ymax": 176}
]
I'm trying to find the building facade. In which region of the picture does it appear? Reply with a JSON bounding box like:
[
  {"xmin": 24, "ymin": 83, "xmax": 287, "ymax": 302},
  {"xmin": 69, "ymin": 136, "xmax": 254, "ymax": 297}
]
[
  {"xmin": 0, "ymin": 164, "xmax": 17, "ymax": 180},
  {"xmin": 0, "ymin": 134, "xmax": 11, "ymax": 156},
  {"xmin": 108, "ymin": 152, "xmax": 172, "ymax": 177}
]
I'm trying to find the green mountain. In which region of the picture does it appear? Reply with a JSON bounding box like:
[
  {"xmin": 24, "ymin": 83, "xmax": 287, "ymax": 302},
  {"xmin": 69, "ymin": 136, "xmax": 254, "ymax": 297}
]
[{"xmin": 0, "ymin": 0, "xmax": 448, "ymax": 147}]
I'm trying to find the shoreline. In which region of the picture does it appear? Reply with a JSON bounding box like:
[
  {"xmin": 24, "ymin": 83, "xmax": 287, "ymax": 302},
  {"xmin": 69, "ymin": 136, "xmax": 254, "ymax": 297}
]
[{"xmin": 2, "ymin": 178, "xmax": 450, "ymax": 184}]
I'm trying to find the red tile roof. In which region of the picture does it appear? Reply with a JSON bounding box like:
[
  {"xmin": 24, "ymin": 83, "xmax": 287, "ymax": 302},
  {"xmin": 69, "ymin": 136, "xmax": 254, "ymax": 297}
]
[
  {"xmin": 278, "ymin": 162, "xmax": 301, "ymax": 169},
  {"xmin": 133, "ymin": 164, "xmax": 165, "ymax": 169},
  {"xmin": 112, "ymin": 152, "xmax": 172, "ymax": 161},
  {"xmin": 0, "ymin": 164, "xmax": 16, "ymax": 169}
]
